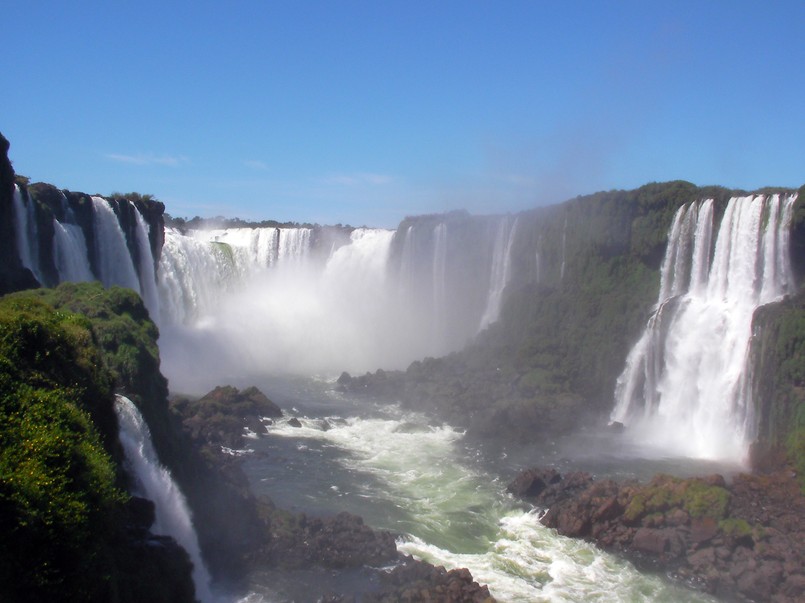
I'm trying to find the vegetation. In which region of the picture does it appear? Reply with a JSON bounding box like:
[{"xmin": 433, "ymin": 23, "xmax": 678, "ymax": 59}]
[
  {"xmin": 0, "ymin": 285, "xmax": 196, "ymax": 602},
  {"xmin": 623, "ymin": 475, "xmax": 731, "ymax": 523},
  {"xmin": 164, "ymin": 213, "xmax": 322, "ymax": 231},
  {"xmin": 108, "ymin": 191, "xmax": 158, "ymax": 204},
  {"xmin": 751, "ymin": 289, "xmax": 805, "ymax": 489}
]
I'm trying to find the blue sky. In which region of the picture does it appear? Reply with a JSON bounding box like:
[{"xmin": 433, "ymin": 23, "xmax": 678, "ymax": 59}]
[{"xmin": 2, "ymin": 1, "xmax": 803, "ymax": 228}]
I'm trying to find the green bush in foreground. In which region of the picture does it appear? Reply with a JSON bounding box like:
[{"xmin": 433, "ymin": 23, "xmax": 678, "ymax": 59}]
[{"xmin": 0, "ymin": 294, "xmax": 127, "ymax": 601}]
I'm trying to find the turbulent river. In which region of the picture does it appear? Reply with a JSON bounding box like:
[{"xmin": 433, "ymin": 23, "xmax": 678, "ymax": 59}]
[{"xmin": 227, "ymin": 377, "xmax": 724, "ymax": 603}]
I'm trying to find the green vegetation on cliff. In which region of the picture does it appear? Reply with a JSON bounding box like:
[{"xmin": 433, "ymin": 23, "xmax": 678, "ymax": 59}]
[
  {"xmin": 0, "ymin": 284, "xmax": 197, "ymax": 602},
  {"xmin": 751, "ymin": 289, "xmax": 805, "ymax": 487},
  {"xmin": 0, "ymin": 296, "xmax": 124, "ymax": 601}
]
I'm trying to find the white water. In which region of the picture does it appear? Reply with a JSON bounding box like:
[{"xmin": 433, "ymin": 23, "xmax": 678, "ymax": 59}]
[
  {"xmin": 432, "ymin": 222, "xmax": 448, "ymax": 346},
  {"xmin": 611, "ymin": 194, "xmax": 797, "ymax": 462},
  {"xmin": 479, "ymin": 216, "xmax": 519, "ymax": 331},
  {"xmin": 133, "ymin": 208, "xmax": 161, "ymax": 320},
  {"xmin": 91, "ymin": 197, "xmax": 141, "ymax": 292},
  {"xmin": 159, "ymin": 227, "xmax": 408, "ymax": 390},
  {"xmin": 52, "ymin": 219, "xmax": 94, "ymax": 283},
  {"xmin": 114, "ymin": 395, "xmax": 213, "ymax": 602},
  {"xmin": 11, "ymin": 184, "xmax": 44, "ymax": 282},
  {"xmin": 159, "ymin": 222, "xmax": 523, "ymax": 391},
  {"xmin": 256, "ymin": 401, "xmax": 714, "ymax": 602}
]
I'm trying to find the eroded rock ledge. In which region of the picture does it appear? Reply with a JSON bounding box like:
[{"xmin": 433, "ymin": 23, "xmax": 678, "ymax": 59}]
[{"xmin": 508, "ymin": 467, "xmax": 805, "ymax": 602}]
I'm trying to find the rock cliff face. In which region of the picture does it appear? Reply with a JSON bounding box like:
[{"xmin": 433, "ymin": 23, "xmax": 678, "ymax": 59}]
[{"xmin": 749, "ymin": 288, "xmax": 805, "ymax": 475}]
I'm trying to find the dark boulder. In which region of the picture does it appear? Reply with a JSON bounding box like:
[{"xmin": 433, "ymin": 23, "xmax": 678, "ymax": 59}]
[
  {"xmin": 364, "ymin": 555, "xmax": 496, "ymax": 603},
  {"xmin": 170, "ymin": 385, "xmax": 282, "ymax": 449},
  {"xmin": 506, "ymin": 467, "xmax": 561, "ymax": 498}
]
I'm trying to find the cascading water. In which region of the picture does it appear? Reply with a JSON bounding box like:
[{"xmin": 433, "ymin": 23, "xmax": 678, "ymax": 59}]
[
  {"xmin": 478, "ymin": 216, "xmax": 518, "ymax": 331},
  {"xmin": 133, "ymin": 208, "xmax": 161, "ymax": 320},
  {"xmin": 52, "ymin": 192, "xmax": 94, "ymax": 283},
  {"xmin": 559, "ymin": 215, "xmax": 567, "ymax": 283},
  {"xmin": 91, "ymin": 197, "xmax": 141, "ymax": 292},
  {"xmin": 11, "ymin": 184, "xmax": 44, "ymax": 282},
  {"xmin": 432, "ymin": 222, "xmax": 448, "ymax": 346},
  {"xmin": 157, "ymin": 217, "xmax": 517, "ymax": 389},
  {"xmin": 52, "ymin": 219, "xmax": 94, "ymax": 283},
  {"xmin": 610, "ymin": 194, "xmax": 797, "ymax": 461},
  {"xmin": 114, "ymin": 395, "xmax": 213, "ymax": 602}
]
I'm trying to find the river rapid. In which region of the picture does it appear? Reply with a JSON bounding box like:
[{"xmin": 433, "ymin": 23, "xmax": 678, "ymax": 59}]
[{"xmin": 227, "ymin": 376, "xmax": 727, "ymax": 603}]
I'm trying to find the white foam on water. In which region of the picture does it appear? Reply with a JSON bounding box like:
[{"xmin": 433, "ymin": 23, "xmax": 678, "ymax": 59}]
[{"xmin": 266, "ymin": 412, "xmax": 715, "ymax": 602}]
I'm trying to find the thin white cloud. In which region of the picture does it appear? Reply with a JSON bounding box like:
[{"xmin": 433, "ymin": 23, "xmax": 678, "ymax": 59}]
[
  {"xmin": 324, "ymin": 172, "xmax": 393, "ymax": 186},
  {"xmin": 105, "ymin": 152, "xmax": 190, "ymax": 167},
  {"xmin": 244, "ymin": 159, "xmax": 270, "ymax": 171}
]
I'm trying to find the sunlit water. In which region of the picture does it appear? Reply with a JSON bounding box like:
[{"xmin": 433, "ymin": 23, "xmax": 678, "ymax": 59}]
[{"xmin": 234, "ymin": 377, "xmax": 720, "ymax": 602}]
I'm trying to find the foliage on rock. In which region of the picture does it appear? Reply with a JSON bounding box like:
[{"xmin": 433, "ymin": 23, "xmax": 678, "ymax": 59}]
[{"xmin": 0, "ymin": 289, "xmax": 196, "ymax": 602}]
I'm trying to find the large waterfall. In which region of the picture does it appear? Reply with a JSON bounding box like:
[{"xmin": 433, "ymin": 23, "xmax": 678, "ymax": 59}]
[
  {"xmin": 11, "ymin": 186, "xmax": 519, "ymax": 386},
  {"xmin": 610, "ymin": 194, "xmax": 797, "ymax": 462},
  {"xmin": 157, "ymin": 215, "xmax": 518, "ymax": 390},
  {"xmin": 114, "ymin": 395, "xmax": 213, "ymax": 602}
]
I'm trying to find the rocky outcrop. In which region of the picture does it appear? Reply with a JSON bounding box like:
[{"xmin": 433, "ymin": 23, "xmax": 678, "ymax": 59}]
[
  {"xmin": 364, "ymin": 556, "xmax": 495, "ymax": 603},
  {"xmin": 257, "ymin": 508, "xmax": 397, "ymax": 569},
  {"xmin": 509, "ymin": 467, "xmax": 805, "ymax": 602},
  {"xmin": 170, "ymin": 385, "xmax": 283, "ymax": 449}
]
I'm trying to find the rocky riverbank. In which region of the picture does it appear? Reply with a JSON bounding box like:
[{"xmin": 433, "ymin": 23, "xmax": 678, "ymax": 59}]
[{"xmin": 508, "ymin": 467, "xmax": 805, "ymax": 602}]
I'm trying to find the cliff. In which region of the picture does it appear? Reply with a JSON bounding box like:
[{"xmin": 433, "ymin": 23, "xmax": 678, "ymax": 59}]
[{"xmin": 0, "ymin": 286, "xmax": 197, "ymax": 602}]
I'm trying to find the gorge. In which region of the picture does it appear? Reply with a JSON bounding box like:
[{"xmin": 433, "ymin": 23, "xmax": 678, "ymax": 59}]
[{"xmin": 2, "ymin": 130, "xmax": 805, "ymax": 602}]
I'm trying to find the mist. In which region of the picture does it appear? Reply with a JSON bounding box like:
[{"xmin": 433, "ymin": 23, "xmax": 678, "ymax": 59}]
[{"xmin": 157, "ymin": 217, "xmax": 516, "ymax": 394}]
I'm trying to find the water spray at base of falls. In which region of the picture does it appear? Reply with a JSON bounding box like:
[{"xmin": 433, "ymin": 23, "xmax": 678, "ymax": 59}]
[
  {"xmin": 114, "ymin": 395, "xmax": 213, "ymax": 602},
  {"xmin": 611, "ymin": 194, "xmax": 797, "ymax": 462}
]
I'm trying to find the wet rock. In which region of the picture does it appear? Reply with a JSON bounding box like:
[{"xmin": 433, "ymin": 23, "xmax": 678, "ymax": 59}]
[
  {"xmin": 170, "ymin": 385, "xmax": 282, "ymax": 449},
  {"xmin": 508, "ymin": 466, "xmax": 805, "ymax": 602},
  {"xmin": 690, "ymin": 517, "xmax": 718, "ymax": 544},
  {"xmin": 288, "ymin": 417, "xmax": 302, "ymax": 428},
  {"xmin": 632, "ymin": 528, "xmax": 669, "ymax": 556},
  {"xmin": 364, "ymin": 556, "xmax": 496, "ymax": 603},
  {"xmin": 506, "ymin": 467, "xmax": 561, "ymax": 498},
  {"xmin": 264, "ymin": 510, "xmax": 397, "ymax": 570}
]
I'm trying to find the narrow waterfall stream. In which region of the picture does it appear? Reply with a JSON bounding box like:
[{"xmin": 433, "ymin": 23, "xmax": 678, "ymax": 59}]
[{"xmin": 114, "ymin": 395, "xmax": 214, "ymax": 602}]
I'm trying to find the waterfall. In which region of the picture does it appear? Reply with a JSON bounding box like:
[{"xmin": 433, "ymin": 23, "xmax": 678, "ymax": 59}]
[
  {"xmin": 91, "ymin": 197, "xmax": 141, "ymax": 292},
  {"xmin": 277, "ymin": 227, "xmax": 311, "ymax": 265},
  {"xmin": 52, "ymin": 192, "xmax": 94, "ymax": 283},
  {"xmin": 398, "ymin": 225, "xmax": 416, "ymax": 290},
  {"xmin": 133, "ymin": 208, "xmax": 161, "ymax": 320},
  {"xmin": 11, "ymin": 185, "xmax": 43, "ymax": 283},
  {"xmin": 158, "ymin": 228, "xmax": 238, "ymax": 324},
  {"xmin": 432, "ymin": 222, "xmax": 448, "ymax": 344},
  {"xmin": 478, "ymin": 216, "xmax": 518, "ymax": 331},
  {"xmin": 611, "ymin": 194, "xmax": 797, "ymax": 461},
  {"xmin": 114, "ymin": 395, "xmax": 213, "ymax": 602},
  {"xmin": 52, "ymin": 219, "xmax": 94, "ymax": 283},
  {"xmin": 559, "ymin": 215, "xmax": 567, "ymax": 283}
]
